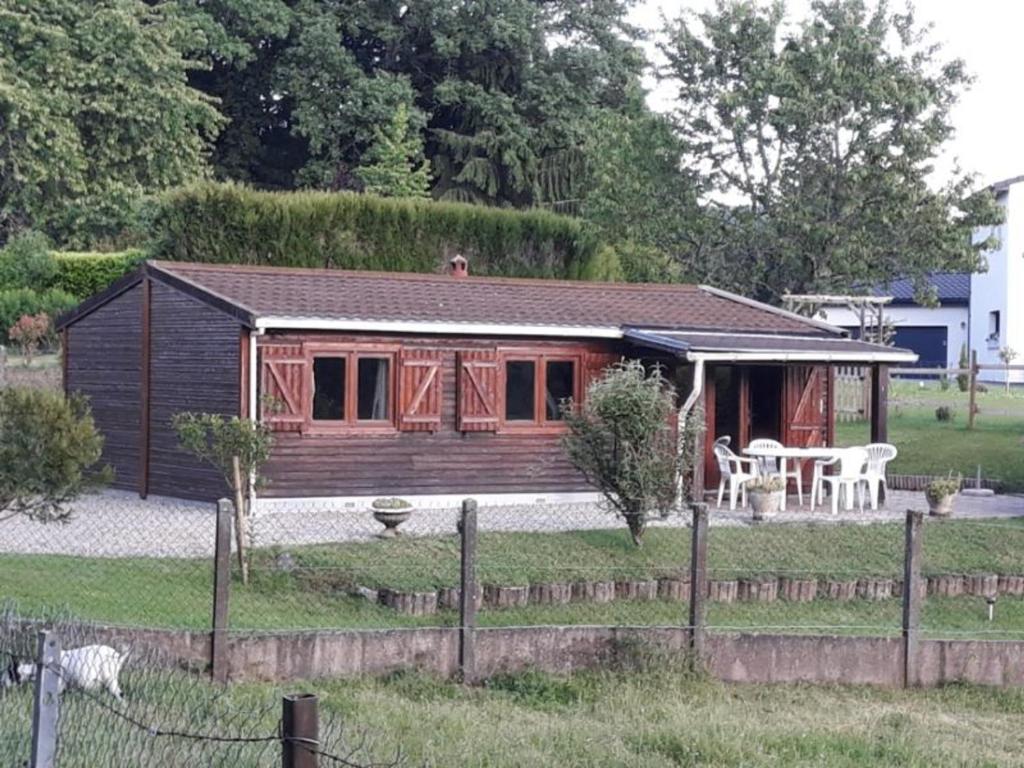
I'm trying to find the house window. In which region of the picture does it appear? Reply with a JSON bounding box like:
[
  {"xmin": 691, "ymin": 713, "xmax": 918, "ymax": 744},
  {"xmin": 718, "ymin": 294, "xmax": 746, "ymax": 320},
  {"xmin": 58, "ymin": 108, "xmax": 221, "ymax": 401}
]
[
  {"xmin": 988, "ymin": 311, "xmax": 1001, "ymax": 344},
  {"xmin": 501, "ymin": 352, "xmax": 579, "ymax": 427},
  {"xmin": 312, "ymin": 357, "xmax": 346, "ymax": 421},
  {"xmin": 309, "ymin": 350, "xmax": 394, "ymax": 428}
]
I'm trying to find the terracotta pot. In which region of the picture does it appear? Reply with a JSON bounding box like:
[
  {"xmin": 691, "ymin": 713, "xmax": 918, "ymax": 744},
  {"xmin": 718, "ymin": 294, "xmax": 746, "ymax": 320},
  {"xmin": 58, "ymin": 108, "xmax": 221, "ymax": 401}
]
[
  {"xmin": 372, "ymin": 508, "xmax": 413, "ymax": 537},
  {"xmin": 927, "ymin": 493, "xmax": 955, "ymax": 518},
  {"xmin": 749, "ymin": 490, "xmax": 781, "ymax": 521}
]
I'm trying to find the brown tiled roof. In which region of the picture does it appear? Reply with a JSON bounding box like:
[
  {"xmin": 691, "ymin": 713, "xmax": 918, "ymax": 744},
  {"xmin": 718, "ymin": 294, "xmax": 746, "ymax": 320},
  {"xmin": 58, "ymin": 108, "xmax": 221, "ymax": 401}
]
[{"xmin": 147, "ymin": 261, "xmax": 837, "ymax": 336}]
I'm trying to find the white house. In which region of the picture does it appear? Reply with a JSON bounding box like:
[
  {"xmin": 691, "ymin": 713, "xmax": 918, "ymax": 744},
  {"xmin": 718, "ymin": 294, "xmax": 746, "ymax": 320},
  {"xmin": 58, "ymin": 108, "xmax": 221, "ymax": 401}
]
[
  {"xmin": 820, "ymin": 174, "xmax": 1024, "ymax": 384},
  {"xmin": 970, "ymin": 175, "xmax": 1024, "ymax": 384}
]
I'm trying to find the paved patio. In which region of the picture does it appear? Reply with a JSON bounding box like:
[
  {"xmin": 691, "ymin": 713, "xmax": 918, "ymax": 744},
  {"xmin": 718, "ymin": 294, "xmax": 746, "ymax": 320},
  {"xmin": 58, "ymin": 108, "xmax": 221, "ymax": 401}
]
[{"xmin": 0, "ymin": 488, "xmax": 1021, "ymax": 558}]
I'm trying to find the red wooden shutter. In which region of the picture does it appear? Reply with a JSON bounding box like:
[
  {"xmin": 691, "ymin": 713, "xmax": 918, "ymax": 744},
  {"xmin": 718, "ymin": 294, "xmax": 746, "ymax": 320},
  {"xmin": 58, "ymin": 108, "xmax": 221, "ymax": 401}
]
[
  {"xmin": 457, "ymin": 349, "xmax": 500, "ymax": 432},
  {"xmin": 784, "ymin": 365, "xmax": 828, "ymax": 448},
  {"xmin": 260, "ymin": 344, "xmax": 307, "ymax": 431},
  {"xmin": 397, "ymin": 347, "xmax": 443, "ymax": 431},
  {"xmin": 583, "ymin": 351, "xmax": 620, "ymax": 393}
]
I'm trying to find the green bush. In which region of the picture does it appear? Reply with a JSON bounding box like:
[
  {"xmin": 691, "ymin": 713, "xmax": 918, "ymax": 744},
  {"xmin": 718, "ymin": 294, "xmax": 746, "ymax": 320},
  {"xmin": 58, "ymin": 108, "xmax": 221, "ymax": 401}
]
[
  {"xmin": 0, "ymin": 288, "xmax": 78, "ymax": 343},
  {"xmin": 143, "ymin": 183, "xmax": 619, "ymax": 281},
  {"xmin": 0, "ymin": 231, "xmax": 58, "ymax": 290},
  {"xmin": 53, "ymin": 250, "xmax": 143, "ymax": 298}
]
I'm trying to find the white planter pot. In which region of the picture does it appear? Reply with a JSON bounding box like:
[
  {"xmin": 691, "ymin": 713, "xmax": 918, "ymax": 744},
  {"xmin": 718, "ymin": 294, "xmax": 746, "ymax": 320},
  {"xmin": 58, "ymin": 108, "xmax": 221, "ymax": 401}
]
[{"xmin": 749, "ymin": 490, "xmax": 782, "ymax": 521}]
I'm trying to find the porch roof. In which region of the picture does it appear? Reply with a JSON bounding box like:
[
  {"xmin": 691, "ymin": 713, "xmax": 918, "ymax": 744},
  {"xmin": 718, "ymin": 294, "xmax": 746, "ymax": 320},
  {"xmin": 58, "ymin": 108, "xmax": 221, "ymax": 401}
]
[{"xmin": 624, "ymin": 328, "xmax": 917, "ymax": 364}]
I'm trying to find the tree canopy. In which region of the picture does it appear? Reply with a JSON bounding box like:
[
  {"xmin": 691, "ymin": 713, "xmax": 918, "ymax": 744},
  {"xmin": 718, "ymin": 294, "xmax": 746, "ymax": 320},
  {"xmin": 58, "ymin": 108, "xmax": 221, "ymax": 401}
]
[
  {"xmin": 659, "ymin": 0, "xmax": 1003, "ymax": 300},
  {"xmin": 0, "ymin": 0, "xmax": 223, "ymax": 247}
]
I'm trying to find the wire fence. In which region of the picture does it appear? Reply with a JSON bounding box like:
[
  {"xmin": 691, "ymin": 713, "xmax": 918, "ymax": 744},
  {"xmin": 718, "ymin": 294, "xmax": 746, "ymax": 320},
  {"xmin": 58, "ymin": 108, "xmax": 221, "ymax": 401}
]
[
  {"xmin": 0, "ymin": 608, "xmax": 404, "ymax": 767},
  {"xmin": 4, "ymin": 488, "xmax": 1022, "ymax": 645}
]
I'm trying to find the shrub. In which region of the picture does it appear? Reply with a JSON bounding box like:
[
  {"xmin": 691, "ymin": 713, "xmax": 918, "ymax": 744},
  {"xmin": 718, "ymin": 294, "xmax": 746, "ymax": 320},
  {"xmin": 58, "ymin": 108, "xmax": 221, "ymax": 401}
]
[
  {"xmin": 957, "ymin": 343, "xmax": 970, "ymax": 392},
  {"xmin": 0, "ymin": 389, "xmax": 111, "ymax": 523},
  {"xmin": 0, "ymin": 288, "xmax": 77, "ymax": 347},
  {"xmin": 144, "ymin": 182, "xmax": 618, "ymax": 281},
  {"xmin": 938, "ymin": 375, "xmax": 950, "ymax": 391},
  {"xmin": 53, "ymin": 250, "xmax": 143, "ymax": 297},
  {"xmin": 173, "ymin": 412, "xmax": 274, "ymax": 584},
  {"xmin": 8, "ymin": 312, "xmax": 50, "ymax": 365},
  {"xmin": 561, "ymin": 360, "xmax": 679, "ymax": 546},
  {"xmin": 0, "ymin": 230, "xmax": 58, "ymax": 290},
  {"xmin": 935, "ymin": 406, "xmax": 955, "ymax": 422}
]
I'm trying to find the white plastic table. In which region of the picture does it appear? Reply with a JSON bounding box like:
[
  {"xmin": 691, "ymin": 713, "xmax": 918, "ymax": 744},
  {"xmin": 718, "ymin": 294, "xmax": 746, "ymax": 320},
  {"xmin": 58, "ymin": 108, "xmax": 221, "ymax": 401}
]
[{"xmin": 741, "ymin": 445, "xmax": 845, "ymax": 511}]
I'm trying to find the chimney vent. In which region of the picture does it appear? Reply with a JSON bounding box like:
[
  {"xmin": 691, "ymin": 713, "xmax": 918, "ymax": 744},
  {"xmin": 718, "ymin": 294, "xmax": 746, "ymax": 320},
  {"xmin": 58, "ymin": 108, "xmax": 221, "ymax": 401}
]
[{"xmin": 449, "ymin": 254, "xmax": 468, "ymax": 278}]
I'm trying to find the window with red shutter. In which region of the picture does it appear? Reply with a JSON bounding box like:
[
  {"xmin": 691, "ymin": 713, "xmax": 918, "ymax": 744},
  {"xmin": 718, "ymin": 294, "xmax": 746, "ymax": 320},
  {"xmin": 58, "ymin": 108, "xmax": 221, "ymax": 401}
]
[
  {"xmin": 457, "ymin": 349, "xmax": 500, "ymax": 432},
  {"xmin": 397, "ymin": 348, "xmax": 443, "ymax": 431}
]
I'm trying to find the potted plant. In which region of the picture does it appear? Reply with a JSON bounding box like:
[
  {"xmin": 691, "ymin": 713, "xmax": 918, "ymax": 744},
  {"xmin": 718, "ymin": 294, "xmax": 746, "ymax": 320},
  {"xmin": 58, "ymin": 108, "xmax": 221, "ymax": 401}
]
[
  {"xmin": 747, "ymin": 475, "xmax": 786, "ymax": 521},
  {"xmin": 925, "ymin": 474, "xmax": 961, "ymax": 518},
  {"xmin": 371, "ymin": 497, "xmax": 414, "ymax": 537}
]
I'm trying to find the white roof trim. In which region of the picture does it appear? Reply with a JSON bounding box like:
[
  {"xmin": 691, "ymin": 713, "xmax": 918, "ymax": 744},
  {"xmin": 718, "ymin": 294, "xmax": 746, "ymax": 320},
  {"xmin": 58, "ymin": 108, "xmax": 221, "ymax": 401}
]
[
  {"xmin": 687, "ymin": 350, "xmax": 918, "ymax": 364},
  {"xmin": 254, "ymin": 316, "xmax": 624, "ymax": 339},
  {"xmin": 698, "ymin": 285, "xmax": 846, "ymax": 335},
  {"xmin": 632, "ymin": 328, "xmax": 848, "ymax": 341}
]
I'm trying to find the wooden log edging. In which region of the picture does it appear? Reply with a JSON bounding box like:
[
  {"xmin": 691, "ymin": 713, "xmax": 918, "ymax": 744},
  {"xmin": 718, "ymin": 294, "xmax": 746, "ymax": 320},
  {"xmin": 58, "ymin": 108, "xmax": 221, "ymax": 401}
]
[{"xmin": 369, "ymin": 572, "xmax": 1024, "ymax": 614}]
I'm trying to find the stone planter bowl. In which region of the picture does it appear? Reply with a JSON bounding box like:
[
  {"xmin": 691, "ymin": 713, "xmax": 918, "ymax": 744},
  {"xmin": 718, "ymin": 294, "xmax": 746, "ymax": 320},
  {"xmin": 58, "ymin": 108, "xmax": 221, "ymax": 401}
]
[
  {"xmin": 927, "ymin": 493, "xmax": 956, "ymax": 518},
  {"xmin": 372, "ymin": 508, "xmax": 413, "ymax": 537}
]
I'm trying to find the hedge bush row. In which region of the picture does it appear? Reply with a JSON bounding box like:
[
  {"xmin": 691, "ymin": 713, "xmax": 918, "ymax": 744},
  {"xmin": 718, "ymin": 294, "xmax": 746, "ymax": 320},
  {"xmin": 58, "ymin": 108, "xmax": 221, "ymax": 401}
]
[
  {"xmin": 0, "ymin": 288, "xmax": 78, "ymax": 340},
  {"xmin": 54, "ymin": 250, "xmax": 143, "ymax": 298},
  {"xmin": 144, "ymin": 183, "xmax": 621, "ymax": 280}
]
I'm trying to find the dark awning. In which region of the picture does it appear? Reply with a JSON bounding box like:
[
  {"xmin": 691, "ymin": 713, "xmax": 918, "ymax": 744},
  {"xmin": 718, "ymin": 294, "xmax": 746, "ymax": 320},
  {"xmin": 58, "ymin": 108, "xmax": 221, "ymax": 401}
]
[{"xmin": 624, "ymin": 328, "xmax": 917, "ymax": 364}]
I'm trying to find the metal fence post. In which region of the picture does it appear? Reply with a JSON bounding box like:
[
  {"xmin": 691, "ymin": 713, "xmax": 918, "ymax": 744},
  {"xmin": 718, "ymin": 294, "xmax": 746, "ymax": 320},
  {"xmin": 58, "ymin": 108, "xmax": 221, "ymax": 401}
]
[
  {"xmin": 211, "ymin": 498, "xmax": 233, "ymax": 684},
  {"xmin": 688, "ymin": 503, "xmax": 709, "ymax": 663},
  {"xmin": 968, "ymin": 350, "xmax": 979, "ymax": 430},
  {"xmin": 282, "ymin": 693, "xmax": 319, "ymax": 768},
  {"xmin": 902, "ymin": 509, "xmax": 924, "ymax": 688},
  {"xmin": 30, "ymin": 630, "xmax": 61, "ymax": 768},
  {"xmin": 458, "ymin": 498, "xmax": 478, "ymax": 684}
]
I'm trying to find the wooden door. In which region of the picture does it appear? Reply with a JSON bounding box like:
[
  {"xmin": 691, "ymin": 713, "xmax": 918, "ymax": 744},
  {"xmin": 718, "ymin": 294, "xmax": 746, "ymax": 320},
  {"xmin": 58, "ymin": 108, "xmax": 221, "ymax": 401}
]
[{"xmin": 783, "ymin": 365, "xmax": 831, "ymax": 486}]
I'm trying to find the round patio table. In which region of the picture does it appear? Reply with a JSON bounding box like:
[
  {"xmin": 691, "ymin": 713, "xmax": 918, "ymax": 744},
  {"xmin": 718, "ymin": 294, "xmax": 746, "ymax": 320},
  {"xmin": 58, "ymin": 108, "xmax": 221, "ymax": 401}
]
[{"xmin": 741, "ymin": 445, "xmax": 845, "ymax": 511}]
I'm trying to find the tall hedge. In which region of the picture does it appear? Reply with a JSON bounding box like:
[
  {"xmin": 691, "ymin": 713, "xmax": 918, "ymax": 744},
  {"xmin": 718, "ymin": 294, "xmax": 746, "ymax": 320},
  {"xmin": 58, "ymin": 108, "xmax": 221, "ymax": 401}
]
[
  {"xmin": 54, "ymin": 250, "xmax": 144, "ymax": 297},
  {"xmin": 145, "ymin": 183, "xmax": 620, "ymax": 280}
]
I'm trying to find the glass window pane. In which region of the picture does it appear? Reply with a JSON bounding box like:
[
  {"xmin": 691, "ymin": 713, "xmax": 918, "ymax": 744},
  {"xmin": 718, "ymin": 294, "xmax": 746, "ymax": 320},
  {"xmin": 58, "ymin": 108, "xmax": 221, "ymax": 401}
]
[
  {"xmin": 312, "ymin": 357, "xmax": 345, "ymax": 421},
  {"xmin": 545, "ymin": 360, "xmax": 575, "ymax": 420},
  {"xmin": 357, "ymin": 357, "xmax": 390, "ymax": 420},
  {"xmin": 505, "ymin": 361, "xmax": 535, "ymax": 421}
]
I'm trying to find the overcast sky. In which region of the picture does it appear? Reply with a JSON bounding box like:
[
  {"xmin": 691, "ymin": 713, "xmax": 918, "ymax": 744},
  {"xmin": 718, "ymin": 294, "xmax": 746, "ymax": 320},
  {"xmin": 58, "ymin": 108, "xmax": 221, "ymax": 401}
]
[{"xmin": 629, "ymin": 0, "xmax": 1023, "ymax": 189}]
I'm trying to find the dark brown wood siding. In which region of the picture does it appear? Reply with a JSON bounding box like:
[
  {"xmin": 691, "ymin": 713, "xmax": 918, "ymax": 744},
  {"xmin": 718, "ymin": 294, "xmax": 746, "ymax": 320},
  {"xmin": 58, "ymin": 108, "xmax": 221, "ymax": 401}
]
[
  {"xmin": 258, "ymin": 333, "xmax": 635, "ymax": 498},
  {"xmin": 65, "ymin": 284, "xmax": 142, "ymax": 490},
  {"xmin": 147, "ymin": 281, "xmax": 242, "ymax": 500}
]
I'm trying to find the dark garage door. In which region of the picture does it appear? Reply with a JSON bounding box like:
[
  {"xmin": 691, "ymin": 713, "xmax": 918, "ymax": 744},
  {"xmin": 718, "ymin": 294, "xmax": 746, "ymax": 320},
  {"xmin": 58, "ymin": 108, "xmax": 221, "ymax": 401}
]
[
  {"xmin": 843, "ymin": 325, "xmax": 947, "ymax": 371},
  {"xmin": 890, "ymin": 326, "xmax": 947, "ymax": 369}
]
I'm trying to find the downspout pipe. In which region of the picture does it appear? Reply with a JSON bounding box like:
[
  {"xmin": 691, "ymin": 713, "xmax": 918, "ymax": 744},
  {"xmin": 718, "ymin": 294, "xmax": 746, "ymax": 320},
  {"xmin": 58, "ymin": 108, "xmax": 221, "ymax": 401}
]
[
  {"xmin": 247, "ymin": 328, "xmax": 264, "ymax": 515},
  {"xmin": 676, "ymin": 356, "xmax": 706, "ymax": 509}
]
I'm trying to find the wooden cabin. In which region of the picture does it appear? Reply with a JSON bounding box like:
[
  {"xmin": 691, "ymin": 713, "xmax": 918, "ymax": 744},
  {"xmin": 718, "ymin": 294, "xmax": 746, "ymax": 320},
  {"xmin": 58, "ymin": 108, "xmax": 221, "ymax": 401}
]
[{"xmin": 55, "ymin": 259, "xmax": 916, "ymax": 504}]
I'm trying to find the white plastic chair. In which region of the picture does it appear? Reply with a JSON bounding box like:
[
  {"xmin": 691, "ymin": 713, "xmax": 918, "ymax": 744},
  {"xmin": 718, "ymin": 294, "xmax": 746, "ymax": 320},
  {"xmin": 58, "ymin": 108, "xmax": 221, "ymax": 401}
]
[
  {"xmin": 862, "ymin": 443, "xmax": 897, "ymax": 510},
  {"xmin": 747, "ymin": 438, "xmax": 803, "ymax": 506},
  {"xmin": 812, "ymin": 447, "xmax": 868, "ymax": 514},
  {"xmin": 713, "ymin": 436, "xmax": 760, "ymax": 511}
]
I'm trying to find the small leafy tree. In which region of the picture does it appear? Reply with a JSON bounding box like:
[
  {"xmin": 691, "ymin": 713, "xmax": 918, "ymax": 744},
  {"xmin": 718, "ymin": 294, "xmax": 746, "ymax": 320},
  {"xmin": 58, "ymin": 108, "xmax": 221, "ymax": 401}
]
[
  {"xmin": 562, "ymin": 360, "xmax": 679, "ymax": 546},
  {"xmin": 173, "ymin": 413, "xmax": 273, "ymax": 584},
  {"xmin": 355, "ymin": 104, "xmax": 432, "ymax": 198},
  {"xmin": 998, "ymin": 346, "xmax": 1018, "ymax": 394},
  {"xmin": 8, "ymin": 312, "xmax": 50, "ymax": 365},
  {"xmin": 0, "ymin": 230, "xmax": 57, "ymax": 289},
  {"xmin": 0, "ymin": 389, "xmax": 110, "ymax": 523},
  {"xmin": 957, "ymin": 343, "xmax": 970, "ymax": 392}
]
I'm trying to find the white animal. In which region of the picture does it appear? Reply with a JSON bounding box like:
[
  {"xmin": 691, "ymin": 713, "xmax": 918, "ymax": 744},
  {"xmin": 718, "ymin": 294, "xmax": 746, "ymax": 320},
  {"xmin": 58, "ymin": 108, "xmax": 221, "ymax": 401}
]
[{"xmin": 4, "ymin": 644, "xmax": 130, "ymax": 700}]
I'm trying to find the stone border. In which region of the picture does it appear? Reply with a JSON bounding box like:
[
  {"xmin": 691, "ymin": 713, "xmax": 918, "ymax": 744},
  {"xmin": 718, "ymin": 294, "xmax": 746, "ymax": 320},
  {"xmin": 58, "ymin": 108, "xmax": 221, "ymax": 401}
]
[{"xmin": 366, "ymin": 572, "xmax": 1016, "ymax": 615}]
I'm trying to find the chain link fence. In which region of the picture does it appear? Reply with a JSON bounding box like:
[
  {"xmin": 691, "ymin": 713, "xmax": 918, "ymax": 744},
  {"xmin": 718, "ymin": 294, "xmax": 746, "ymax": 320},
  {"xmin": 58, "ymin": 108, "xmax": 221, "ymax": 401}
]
[
  {"xmin": 3, "ymin": 491, "xmax": 1024, "ymax": 643},
  {"xmin": 0, "ymin": 608, "xmax": 403, "ymax": 767}
]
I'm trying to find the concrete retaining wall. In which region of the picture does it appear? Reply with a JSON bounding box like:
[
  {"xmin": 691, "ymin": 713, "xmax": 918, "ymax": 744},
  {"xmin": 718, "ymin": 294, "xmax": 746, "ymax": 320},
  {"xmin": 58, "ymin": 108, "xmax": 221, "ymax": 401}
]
[{"xmin": 44, "ymin": 623, "xmax": 1024, "ymax": 688}]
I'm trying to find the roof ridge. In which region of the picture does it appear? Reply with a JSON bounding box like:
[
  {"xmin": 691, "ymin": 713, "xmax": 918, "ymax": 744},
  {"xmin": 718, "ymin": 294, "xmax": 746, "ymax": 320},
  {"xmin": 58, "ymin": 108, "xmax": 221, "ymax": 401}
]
[{"xmin": 147, "ymin": 260, "xmax": 705, "ymax": 293}]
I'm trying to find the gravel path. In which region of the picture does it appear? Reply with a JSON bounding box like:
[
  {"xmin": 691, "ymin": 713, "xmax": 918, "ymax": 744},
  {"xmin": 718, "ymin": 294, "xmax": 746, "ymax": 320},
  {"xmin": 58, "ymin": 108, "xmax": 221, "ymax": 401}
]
[{"xmin": 1, "ymin": 489, "xmax": 1021, "ymax": 559}]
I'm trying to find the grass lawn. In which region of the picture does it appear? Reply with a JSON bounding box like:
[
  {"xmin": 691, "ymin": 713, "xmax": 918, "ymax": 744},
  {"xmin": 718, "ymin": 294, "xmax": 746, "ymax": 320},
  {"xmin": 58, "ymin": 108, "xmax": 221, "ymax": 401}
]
[
  {"xmin": 836, "ymin": 379, "xmax": 1024, "ymax": 490},
  {"xmin": 5, "ymin": 518, "xmax": 1024, "ymax": 636},
  {"xmin": 5, "ymin": 662, "xmax": 1024, "ymax": 766}
]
